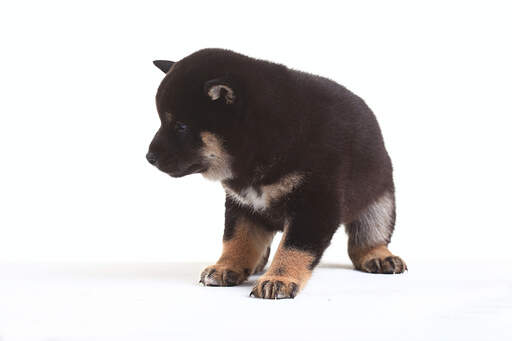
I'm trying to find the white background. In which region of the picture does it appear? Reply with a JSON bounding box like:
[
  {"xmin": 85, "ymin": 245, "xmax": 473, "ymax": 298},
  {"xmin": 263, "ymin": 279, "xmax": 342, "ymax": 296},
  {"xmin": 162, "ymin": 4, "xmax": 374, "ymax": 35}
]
[
  {"xmin": 1, "ymin": 1, "xmax": 511, "ymax": 340},
  {"xmin": 2, "ymin": 0, "xmax": 511, "ymax": 264}
]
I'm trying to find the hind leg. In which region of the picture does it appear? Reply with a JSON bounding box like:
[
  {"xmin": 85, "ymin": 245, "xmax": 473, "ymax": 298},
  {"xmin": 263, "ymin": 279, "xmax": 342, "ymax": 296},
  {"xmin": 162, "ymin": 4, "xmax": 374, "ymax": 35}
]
[{"xmin": 346, "ymin": 191, "xmax": 407, "ymax": 274}]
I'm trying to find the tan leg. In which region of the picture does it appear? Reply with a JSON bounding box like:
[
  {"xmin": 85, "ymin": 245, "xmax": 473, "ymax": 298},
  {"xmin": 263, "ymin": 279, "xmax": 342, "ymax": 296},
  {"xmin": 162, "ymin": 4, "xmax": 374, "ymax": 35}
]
[
  {"xmin": 250, "ymin": 229, "xmax": 315, "ymax": 299},
  {"xmin": 200, "ymin": 216, "xmax": 274, "ymax": 286}
]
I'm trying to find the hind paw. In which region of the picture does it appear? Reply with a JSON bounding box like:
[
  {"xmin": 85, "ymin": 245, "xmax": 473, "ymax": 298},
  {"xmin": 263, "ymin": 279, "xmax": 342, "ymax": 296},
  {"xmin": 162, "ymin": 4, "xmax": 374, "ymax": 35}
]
[{"xmin": 361, "ymin": 255, "xmax": 407, "ymax": 274}]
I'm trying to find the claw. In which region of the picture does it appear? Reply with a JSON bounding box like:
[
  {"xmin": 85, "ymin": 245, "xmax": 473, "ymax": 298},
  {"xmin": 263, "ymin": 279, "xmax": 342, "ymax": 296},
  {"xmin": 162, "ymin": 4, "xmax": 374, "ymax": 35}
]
[
  {"xmin": 289, "ymin": 283, "xmax": 298, "ymax": 298},
  {"xmin": 274, "ymin": 281, "xmax": 283, "ymax": 299},
  {"xmin": 261, "ymin": 280, "xmax": 270, "ymax": 298},
  {"xmin": 251, "ymin": 278, "xmax": 300, "ymax": 299}
]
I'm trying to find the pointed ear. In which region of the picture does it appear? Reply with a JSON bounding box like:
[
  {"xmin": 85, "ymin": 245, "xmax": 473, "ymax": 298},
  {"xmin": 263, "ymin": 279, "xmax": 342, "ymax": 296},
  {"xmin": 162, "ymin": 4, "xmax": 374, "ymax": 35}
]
[
  {"xmin": 153, "ymin": 60, "xmax": 175, "ymax": 73},
  {"xmin": 204, "ymin": 77, "xmax": 237, "ymax": 104}
]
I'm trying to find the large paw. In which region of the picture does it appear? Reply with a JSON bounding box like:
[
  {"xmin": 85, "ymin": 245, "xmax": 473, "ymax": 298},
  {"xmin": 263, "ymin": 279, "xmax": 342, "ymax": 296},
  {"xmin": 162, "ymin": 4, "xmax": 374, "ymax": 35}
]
[
  {"xmin": 199, "ymin": 265, "xmax": 249, "ymax": 286},
  {"xmin": 361, "ymin": 255, "xmax": 407, "ymax": 274},
  {"xmin": 250, "ymin": 276, "xmax": 300, "ymax": 299}
]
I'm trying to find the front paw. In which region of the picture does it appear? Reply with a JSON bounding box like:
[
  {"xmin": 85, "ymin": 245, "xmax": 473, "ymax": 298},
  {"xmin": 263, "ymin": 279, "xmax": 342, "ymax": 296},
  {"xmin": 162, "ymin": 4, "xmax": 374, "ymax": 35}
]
[
  {"xmin": 199, "ymin": 265, "xmax": 248, "ymax": 287},
  {"xmin": 250, "ymin": 276, "xmax": 300, "ymax": 299}
]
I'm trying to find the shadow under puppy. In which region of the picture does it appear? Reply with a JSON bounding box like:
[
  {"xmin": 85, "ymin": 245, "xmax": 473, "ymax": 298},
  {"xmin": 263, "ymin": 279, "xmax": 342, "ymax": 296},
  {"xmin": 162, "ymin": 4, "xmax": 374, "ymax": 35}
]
[{"xmin": 147, "ymin": 49, "xmax": 406, "ymax": 299}]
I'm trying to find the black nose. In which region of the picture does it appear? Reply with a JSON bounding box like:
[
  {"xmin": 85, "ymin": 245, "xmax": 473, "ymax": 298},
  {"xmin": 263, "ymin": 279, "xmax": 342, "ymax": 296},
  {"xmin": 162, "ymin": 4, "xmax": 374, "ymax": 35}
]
[{"xmin": 146, "ymin": 152, "xmax": 158, "ymax": 165}]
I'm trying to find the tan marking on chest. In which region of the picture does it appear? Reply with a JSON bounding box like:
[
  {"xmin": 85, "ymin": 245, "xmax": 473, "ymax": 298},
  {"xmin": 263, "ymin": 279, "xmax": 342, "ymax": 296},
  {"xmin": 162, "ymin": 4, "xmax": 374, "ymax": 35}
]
[{"xmin": 223, "ymin": 172, "xmax": 304, "ymax": 211}]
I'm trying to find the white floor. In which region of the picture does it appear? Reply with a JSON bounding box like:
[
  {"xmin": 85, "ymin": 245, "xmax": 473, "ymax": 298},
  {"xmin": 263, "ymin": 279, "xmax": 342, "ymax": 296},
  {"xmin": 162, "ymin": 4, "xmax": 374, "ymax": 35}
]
[{"xmin": 1, "ymin": 261, "xmax": 511, "ymax": 341}]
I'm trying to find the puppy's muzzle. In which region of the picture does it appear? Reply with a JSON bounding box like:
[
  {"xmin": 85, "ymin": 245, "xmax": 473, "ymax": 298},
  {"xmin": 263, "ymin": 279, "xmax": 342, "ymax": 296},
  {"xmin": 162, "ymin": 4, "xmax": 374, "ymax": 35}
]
[{"xmin": 146, "ymin": 152, "xmax": 158, "ymax": 165}]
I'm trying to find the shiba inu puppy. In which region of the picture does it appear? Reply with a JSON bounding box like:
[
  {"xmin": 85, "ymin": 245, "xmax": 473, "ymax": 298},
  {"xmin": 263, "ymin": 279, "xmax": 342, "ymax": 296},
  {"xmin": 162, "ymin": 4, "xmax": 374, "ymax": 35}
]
[{"xmin": 147, "ymin": 49, "xmax": 406, "ymax": 299}]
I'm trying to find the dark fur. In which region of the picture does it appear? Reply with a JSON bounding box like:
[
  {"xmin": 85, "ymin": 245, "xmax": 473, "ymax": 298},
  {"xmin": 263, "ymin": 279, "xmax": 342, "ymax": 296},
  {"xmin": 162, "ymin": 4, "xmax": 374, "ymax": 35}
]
[{"xmin": 148, "ymin": 49, "xmax": 405, "ymax": 299}]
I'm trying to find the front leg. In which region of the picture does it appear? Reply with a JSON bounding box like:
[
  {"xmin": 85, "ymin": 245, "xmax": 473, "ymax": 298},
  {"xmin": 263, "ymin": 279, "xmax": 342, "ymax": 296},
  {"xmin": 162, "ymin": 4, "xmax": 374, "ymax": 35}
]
[
  {"xmin": 251, "ymin": 190, "xmax": 340, "ymax": 299},
  {"xmin": 200, "ymin": 198, "xmax": 275, "ymax": 286},
  {"xmin": 250, "ymin": 239, "xmax": 315, "ymax": 299}
]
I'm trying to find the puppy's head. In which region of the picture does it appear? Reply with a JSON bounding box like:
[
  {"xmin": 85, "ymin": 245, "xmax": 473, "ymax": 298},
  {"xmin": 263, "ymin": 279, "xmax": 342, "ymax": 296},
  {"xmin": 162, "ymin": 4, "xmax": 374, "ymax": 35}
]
[{"xmin": 147, "ymin": 54, "xmax": 241, "ymax": 180}]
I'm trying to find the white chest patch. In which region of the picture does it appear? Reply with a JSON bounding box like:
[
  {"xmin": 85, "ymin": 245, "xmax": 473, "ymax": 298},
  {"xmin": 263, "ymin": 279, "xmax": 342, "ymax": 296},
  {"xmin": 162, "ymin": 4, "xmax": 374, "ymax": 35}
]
[
  {"xmin": 232, "ymin": 187, "xmax": 268, "ymax": 211},
  {"xmin": 223, "ymin": 172, "xmax": 304, "ymax": 212}
]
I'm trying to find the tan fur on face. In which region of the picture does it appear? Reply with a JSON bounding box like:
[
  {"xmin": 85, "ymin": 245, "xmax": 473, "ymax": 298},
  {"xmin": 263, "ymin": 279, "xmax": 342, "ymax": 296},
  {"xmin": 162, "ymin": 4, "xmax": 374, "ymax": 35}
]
[
  {"xmin": 216, "ymin": 216, "xmax": 275, "ymax": 274},
  {"xmin": 200, "ymin": 132, "xmax": 233, "ymax": 181}
]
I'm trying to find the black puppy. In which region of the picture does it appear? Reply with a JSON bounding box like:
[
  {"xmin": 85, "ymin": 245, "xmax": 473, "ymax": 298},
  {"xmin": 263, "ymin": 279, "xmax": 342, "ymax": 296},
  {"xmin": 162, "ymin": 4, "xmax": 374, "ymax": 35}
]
[{"xmin": 147, "ymin": 49, "xmax": 406, "ymax": 299}]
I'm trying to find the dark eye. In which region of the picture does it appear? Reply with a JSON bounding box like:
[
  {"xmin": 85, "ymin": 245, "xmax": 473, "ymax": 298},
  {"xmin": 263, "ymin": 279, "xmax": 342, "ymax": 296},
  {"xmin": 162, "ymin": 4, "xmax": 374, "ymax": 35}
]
[{"xmin": 175, "ymin": 122, "xmax": 188, "ymax": 133}]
